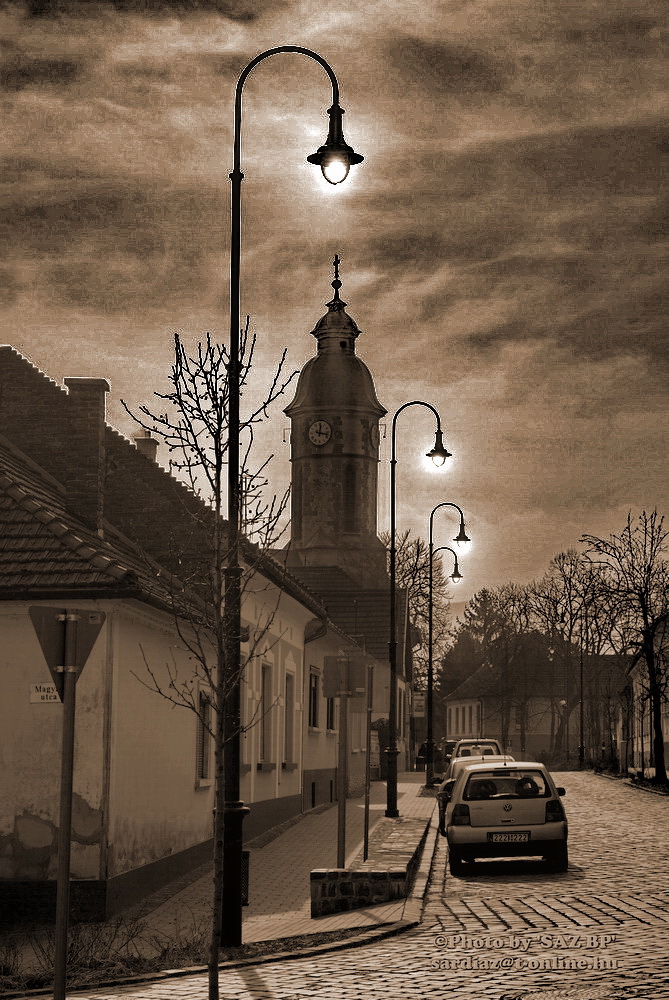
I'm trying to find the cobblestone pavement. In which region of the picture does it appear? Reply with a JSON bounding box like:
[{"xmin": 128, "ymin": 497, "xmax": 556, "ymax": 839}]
[{"xmin": 13, "ymin": 773, "xmax": 669, "ymax": 999}]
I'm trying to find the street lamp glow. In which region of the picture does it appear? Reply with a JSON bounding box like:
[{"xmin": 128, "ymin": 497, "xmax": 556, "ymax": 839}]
[
  {"xmin": 320, "ymin": 151, "xmax": 351, "ymax": 185},
  {"xmin": 434, "ymin": 546, "xmax": 463, "ymax": 583},
  {"xmin": 307, "ymin": 102, "xmax": 364, "ymax": 185},
  {"xmin": 453, "ymin": 519, "xmax": 471, "ymax": 551},
  {"xmin": 425, "ymin": 502, "xmax": 470, "ymax": 788},
  {"xmin": 387, "ymin": 400, "xmax": 450, "ymax": 816},
  {"xmin": 226, "ymin": 44, "xmax": 363, "ymax": 949},
  {"xmin": 426, "ymin": 428, "xmax": 452, "ymax": 467}
]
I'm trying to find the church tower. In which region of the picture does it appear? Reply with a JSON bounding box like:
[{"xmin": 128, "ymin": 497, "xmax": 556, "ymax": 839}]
[{"xmin": 284, "ymin": 258, "xmax": 388, "ymax": 589}]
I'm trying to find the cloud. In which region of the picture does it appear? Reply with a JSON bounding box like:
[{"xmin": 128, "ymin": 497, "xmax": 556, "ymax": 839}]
[
  {"xmin": 384, "ymin": 34, "xmax": 512, "ymax": 97},
  {"xmin": 22, "ymin": 0, "xmax": 271, "ymax": 19},
  {"xmin": 0, "ymin": 54, "xmax": 80, "ymax": 89}
]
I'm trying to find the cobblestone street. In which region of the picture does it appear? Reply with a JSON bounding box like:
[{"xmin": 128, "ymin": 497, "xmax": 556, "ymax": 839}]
[{"xmin": 12, "ymin": 773, "xmax": 669, "ymax": 999}]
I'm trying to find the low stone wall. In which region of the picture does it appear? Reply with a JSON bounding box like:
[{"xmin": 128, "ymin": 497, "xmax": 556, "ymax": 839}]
[{"xmin": 310, "ymin": 816, "xmax": 430, "ymax": 918}]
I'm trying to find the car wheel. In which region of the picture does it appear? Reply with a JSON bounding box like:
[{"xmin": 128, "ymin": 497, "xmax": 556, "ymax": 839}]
[
  {"xmin": 545, "ymin": 843, "xmax": 568, "ymax": 872},
  {"xmin": 448, "ymin": 849, "xmax": 468, "ymax": 876}
]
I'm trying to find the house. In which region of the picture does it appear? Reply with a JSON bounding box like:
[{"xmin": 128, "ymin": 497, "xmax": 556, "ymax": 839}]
[
  {"xmin": 0, "ymin": 346, "xmax": 377, "ymax": 921},
  {"xmin": 618, "ymin": 617, "xmax": 669, "ymax": 777},
  {"xmin": 0, "ymin": 264, "xmax": 411, "ymax": 922},
  {"xmin": 443, "ymin": 650, "xmax": 629, "ymax": 764}
]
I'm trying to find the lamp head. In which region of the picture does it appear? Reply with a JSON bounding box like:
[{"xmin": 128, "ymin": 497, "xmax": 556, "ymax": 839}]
[
  {"xmin": 453, "ymin": 520, "xmax": 471, "ymax": 550},
  {"xmin": 450, "ymin": 568, "xmax": 463, "ymax": 584},
  {"xmin": 307, "ymin": 103, "xmax": 364, "ymax": 185},
  {"xmin": 426, "ymin": 428, "xmax": 452, "ymax": 467}
]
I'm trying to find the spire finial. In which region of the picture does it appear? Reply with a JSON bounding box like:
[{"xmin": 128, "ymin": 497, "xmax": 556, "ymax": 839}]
[
  {"xmin": 327, "ymin": 254, "xmax": 346, "ymax": 311},
  {"xmin": 332, "ymin": 254, "xmax": 342, "ymax": 300}
]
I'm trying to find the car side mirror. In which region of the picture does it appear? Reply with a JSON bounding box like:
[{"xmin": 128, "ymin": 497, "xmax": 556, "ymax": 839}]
[{"xmin": 557, "ymin": 787, "xmax": 566, "ymax": 796}]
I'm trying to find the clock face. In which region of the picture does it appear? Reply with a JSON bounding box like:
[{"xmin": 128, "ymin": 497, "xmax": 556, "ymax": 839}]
[
  {"xmin": 369, "ymin": 423, "xmax": 380, "ymax": 448},
  {"xmin": 308, "ymin": 420, "xmax": 332, "ymax": 446}
]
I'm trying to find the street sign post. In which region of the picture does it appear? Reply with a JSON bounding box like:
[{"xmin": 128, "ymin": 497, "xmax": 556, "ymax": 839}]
[
  {"xmin": 324, "ymin": 650, "xmax": 373, "ymax": 868},
  {"xmin": 29, "ymin": 607, "xmax": 105, "ymax": 1000}
]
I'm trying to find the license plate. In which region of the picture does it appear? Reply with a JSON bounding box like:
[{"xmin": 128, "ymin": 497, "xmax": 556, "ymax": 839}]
[{"xmin": 489, "ymin": 832, "xmax": 530, "ymax": 843}]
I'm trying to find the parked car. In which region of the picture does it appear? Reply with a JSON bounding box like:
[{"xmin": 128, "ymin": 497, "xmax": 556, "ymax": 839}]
[
  {"xmin": 437, "ymin": 755, "xmax": 515, "ymax": 835},
  {"xmin": 442, "ymin": 738, "xmax": 505, "ymax": 780},
  {"xmin": 441, "ymin": 760, "xmax": 568, "ymax": 876},
  {"xmin": 437, "ymin": 739, "xmax": 457, "ymax": 770}
]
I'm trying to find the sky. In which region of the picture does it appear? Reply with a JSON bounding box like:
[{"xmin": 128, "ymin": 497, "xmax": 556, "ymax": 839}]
[{"xmin": 1, "ymin": 0, "xmax": 667, "ymax": 607}]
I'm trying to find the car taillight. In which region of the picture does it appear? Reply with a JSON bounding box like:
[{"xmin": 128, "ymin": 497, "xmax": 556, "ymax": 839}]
[
  {"xmin": 545, "ymin": 799, "xmax": 565, "ymax": 822},
  {"xmin": 452, "ymin": 804, "xmax": 471, "ymax": 826}
]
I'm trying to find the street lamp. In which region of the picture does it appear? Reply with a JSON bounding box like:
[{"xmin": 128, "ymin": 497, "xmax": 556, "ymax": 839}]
[
  {"xmin": 425, "ymin": 500, "xmax": 469, "ymax": 786},
  {"xmin": 386, "ymin": 401, "xmax": 451, "ymax": 817},
  {"xmin": 224, "ymin": 45, "xmax": 363, "ymax": 947}
]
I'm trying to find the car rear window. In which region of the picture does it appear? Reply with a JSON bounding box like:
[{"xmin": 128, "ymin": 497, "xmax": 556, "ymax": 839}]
[
  {"xmin": 463, "ymin": 769, "xmax": 550, "ymax": 800},
  {"xmin": 457, "ymin": 745, "xmax": 497, "ymax": 757}
]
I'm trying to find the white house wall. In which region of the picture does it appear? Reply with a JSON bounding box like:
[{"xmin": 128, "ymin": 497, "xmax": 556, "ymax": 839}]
[
  {"xmin": 0, "ymin": 602, "xmax": 106, "ymax": 883},
  {"xmin": 105, "ymin": 601, "xmax": 216, "ymax": 879}
]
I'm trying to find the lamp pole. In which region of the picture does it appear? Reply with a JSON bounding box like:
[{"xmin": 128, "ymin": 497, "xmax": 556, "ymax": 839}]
[
  {"xmin": 224, "ymin": 46, "xmax": 363, "ymax": 948},
  {"xmin": 386, "ymin": 401, "xmax": 451, "ymax": 817},
  {"xmin": 426, "ymin": 502, "xmax": 469, "ymax": 787}
]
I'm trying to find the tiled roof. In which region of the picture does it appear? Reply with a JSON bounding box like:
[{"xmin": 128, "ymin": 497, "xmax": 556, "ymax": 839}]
[
  {"xmin": 0, "ymin": 437, "xmax": 159, "ymax": 598},
  {"xmin": 287, "ymin": 564, "xmax": 412, "ymax": 674}
]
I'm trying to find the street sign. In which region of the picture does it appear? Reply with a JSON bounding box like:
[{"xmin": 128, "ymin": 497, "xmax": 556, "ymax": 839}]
[
  {"xmin": 323, "ymin": 652, "xmax": 370, "ymax": 699},
  {"xmin": 28, "ymin": 606, "xmax": 106, "ymax": 1000},
  {"xmin": 30, "ymin": 683, "xmax": 59, "ymax": 703},
  {"xmin": 413, "ymin": 693, "xmax": 426, "ymax": 718},
  {"xmin": 29, "ymin": 607, "xmax": 106, "ymax": 699}
]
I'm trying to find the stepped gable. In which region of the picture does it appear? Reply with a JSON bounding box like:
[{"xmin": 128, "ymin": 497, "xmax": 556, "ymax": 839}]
[{"xmin": 0, "ymin": 348, "xmax": 330, "ymax": 617}]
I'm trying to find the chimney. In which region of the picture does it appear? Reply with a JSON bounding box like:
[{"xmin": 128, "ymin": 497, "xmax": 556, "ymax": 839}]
[
  {"xmin": 63, "ymin": 377, "xmax": 110, "ymax": 536},
  {"xmin": 134, "ymin": 430, "xmax": 158, "ymax": 462}
]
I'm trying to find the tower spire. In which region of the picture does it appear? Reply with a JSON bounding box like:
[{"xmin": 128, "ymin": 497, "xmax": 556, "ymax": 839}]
[{"xmin": 327, "ymin": 253, "xmax": 346, "ymax": 310}]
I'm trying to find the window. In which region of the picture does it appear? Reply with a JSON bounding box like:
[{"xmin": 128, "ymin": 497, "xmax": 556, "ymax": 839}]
[
  {"xmin": 468, "ymin": 705, "xmax": 473, "ymax": 733},
  {"xmin": 284, "ymin": 673, "xmax": 294, "ymax": 762},
  {"xmin": 260, "ymin": 664, "xmax": 272, "ymax": 761},
  {"xmin": 326, "ymin": 695, "xmax": 335, "ymax": 731},
  {"xmin": 309, "ymin": 671, "xmax": 319, "ymax": 728},
  {"xmin": 196, "ymin": 689, "xmax": 211, "ymax": 783}
]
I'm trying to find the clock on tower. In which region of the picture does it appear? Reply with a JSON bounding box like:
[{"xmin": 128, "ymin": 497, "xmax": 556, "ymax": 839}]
[{"xmin": 283, "ymin": 258, "xmax": 388, "ymax": 588}]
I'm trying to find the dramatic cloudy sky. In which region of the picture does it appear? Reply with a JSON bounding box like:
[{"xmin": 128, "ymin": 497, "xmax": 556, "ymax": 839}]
[{"xmin": 2, "ymin": 0, "xmax": 667, "ymax": 604}]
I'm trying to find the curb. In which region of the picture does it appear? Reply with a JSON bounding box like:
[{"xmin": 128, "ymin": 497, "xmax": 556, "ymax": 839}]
[
  {"xmin": 594, "ymin": 771, "xmax": 669, "ymax": 796},
  {"xmin": 1, "ymin": 820, "xmax": 439, "ymax": 999}
]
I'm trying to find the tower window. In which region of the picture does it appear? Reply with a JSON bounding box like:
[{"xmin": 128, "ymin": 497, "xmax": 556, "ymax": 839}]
[{"xmin": 343, "ymin": 463, "xmax": 360, "ymax": 533}]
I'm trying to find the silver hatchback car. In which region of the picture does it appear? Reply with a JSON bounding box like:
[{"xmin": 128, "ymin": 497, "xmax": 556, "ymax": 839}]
[{"xmin": 442, "ymin": 760, "xmax": 568, "ymax": 876}]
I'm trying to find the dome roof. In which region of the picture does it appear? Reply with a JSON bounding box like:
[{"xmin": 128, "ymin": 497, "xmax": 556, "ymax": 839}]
[
  {"xmin": 285, "ymin": 257, "xmax": 386, "ymax": 417},
  {"xmin": 285, "ymin": 350, "xmax": 386, "ymax": 416}
]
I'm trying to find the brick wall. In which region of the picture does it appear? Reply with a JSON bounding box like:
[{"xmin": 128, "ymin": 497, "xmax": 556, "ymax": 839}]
[{"xmin": 310, "ymin": 817, "xmax": 429, "ymax": 917}]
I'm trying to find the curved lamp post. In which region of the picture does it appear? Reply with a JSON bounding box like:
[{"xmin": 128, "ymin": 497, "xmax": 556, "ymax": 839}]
[
  {"xmin": 225, "ymin": 46, "xmax": 363, "ymax": 947},
  {"xmin": 425, "ymin": 502, "xmax": 469, "ymax": 786},
  {"xmin": 386, "ymin": 402, "xmax": 451, "ymax": 817}
]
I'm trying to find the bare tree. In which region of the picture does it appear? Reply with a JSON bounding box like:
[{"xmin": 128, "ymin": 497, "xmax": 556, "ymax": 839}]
[
  {"xmin": 123, "ymin": 326, "xmax": 297, "ymax": 995},
  {"xmin": 380, "ymin": 528, "xmax": 454, "ymax": 690},
  {"xmin": 581, "ymin": 510, "xmax": 669, "ymax": 785}
]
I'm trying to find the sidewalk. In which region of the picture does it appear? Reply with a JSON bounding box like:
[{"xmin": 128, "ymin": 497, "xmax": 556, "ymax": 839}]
[{"xmin": 123, "ymin": 772, "xmax": 437, "ymax": 945}]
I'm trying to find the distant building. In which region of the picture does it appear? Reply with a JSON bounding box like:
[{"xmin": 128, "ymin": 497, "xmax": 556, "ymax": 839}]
[{"xmin": 0, "ymin": 345, "xmax": 375, "ymax": 920}]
